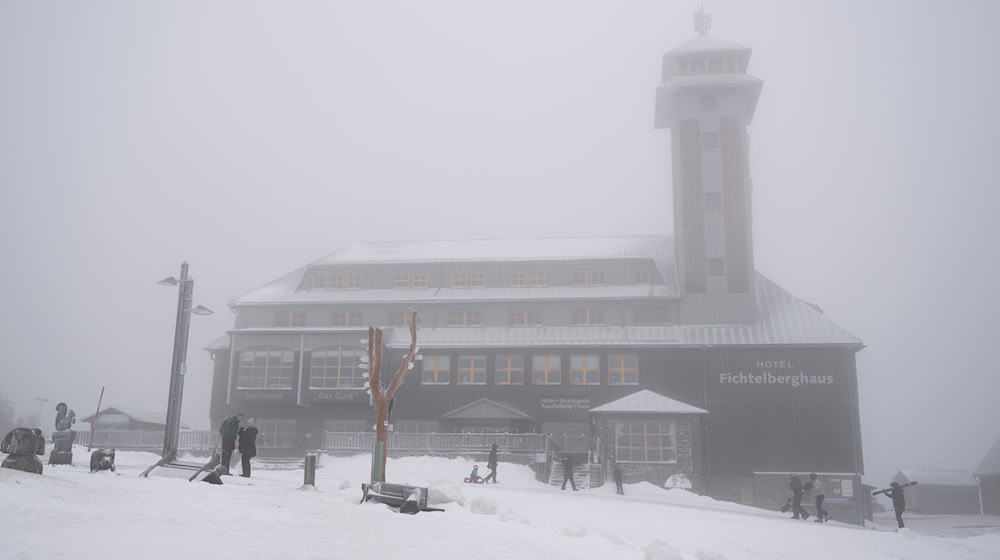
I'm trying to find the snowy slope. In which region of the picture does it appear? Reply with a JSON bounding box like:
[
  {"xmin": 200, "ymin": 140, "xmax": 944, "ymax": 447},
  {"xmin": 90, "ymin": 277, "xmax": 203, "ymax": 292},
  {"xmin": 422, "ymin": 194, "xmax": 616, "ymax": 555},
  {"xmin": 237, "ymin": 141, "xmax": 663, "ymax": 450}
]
[{"xmin": 2, "ymin": 448, "xmax": 998, "ymax": 560}]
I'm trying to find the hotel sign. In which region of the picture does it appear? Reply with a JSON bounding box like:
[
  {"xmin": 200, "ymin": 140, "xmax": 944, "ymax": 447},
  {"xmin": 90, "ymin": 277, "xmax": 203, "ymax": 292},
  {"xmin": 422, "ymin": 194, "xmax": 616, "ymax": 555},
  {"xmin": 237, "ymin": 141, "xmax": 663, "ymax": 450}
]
[
  {"xmin": 540, "ymin": 397, "xmax": 591, "ymax": 410},
  {"xmin": 311, "ymin": 390, "xmax": 368, "ymax": 403},
  {"xmin": 238, "ymin": 390, "xmax": 293, "ymax": 402},
  {"xmin": 718, "ymin": 360, "xmax": 833, "ymax": 387}
]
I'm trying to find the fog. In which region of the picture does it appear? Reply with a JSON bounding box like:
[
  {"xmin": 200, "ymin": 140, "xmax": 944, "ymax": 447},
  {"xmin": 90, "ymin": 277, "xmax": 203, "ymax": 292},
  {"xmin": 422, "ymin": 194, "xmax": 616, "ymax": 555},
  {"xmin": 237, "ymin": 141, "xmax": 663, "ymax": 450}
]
[{"xmin": 1, "ymin": 0, "xmax": 998, "ymax": 486}]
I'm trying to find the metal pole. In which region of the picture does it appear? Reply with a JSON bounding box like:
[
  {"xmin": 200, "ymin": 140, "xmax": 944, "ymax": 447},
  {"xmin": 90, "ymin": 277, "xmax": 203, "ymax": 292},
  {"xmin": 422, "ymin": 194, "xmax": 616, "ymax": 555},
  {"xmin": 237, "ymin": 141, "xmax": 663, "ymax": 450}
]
[
  {"xmin": 88, "ymin": 386, "xmax": 105, "ymax": 452},
  {"xmin": 161, "ymin": 262, "xmax": 194, "ymax": 459}
]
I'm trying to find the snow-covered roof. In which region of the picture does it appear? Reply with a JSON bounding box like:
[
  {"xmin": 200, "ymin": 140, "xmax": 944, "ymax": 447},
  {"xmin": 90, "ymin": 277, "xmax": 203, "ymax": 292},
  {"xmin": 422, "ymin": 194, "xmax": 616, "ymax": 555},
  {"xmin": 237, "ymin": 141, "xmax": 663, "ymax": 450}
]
[
  {"xmin": 974, "ymin": 436, "xmax": 1000, "ymax": 476},
  {"xmin": 80, "ymin": 406, "xmax": 190, "ymax": 430},
  {"xmin": 668, "ymin": 35, "xmax": 750, "ymax": 55},
  {"xmin": 894, "ymin": 469, "xmax": 978, "ymax": 487},
  {"xmin": 314, "ymin": 235, "xmax": 671, "ymax": 265},
  {"xmin": 658, "ymin": 72, "xmax": 762, "ymax": 91},
  {"xmin": 441, "ymin": 399, "xmax": 532, "ymax": 420},
  {"xmin": 589, "ymin": 389, "xmax": 707, "ymax": 415}
]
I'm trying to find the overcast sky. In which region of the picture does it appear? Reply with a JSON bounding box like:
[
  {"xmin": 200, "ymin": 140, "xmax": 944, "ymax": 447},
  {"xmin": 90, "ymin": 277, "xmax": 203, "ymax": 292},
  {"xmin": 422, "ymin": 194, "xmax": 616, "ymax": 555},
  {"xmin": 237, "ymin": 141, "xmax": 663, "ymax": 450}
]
[{"xmin": 1, "ymin": 0, "xmax": 998, "ymax": 485}]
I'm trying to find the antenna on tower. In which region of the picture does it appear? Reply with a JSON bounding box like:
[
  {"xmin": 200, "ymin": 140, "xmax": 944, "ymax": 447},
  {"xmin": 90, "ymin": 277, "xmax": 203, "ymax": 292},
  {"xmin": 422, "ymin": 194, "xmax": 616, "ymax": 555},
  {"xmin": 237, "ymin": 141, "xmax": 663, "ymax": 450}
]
[{"xmin": 694, "ymin": 2, "xmax": 712, "ymax": 36}]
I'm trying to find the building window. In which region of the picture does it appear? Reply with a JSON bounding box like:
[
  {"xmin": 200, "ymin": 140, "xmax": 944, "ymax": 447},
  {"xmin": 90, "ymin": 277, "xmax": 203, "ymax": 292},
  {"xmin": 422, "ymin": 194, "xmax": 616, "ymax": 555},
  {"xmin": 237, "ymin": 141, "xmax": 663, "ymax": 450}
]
[
  {"xmin": 634, "ymin": 307, "xmax": 670, "ymax": 325},
  {"xmin": 608, "ymin": 354, "xmax": 639, "ymax": 385},
  {"xmin": 458, "ymin": 355, "xmax": 487, "ymax": 385},
  {"xmin": 708, "ymin": 59, "xmax": 724, "ymax": 73},
  {"xmin": 570, "ymin": 270, "xmax": 606, "ymax": 286},
  {"xmin": 447, "ymin": 308, "xmax": 481, "ymax": 326},
  {"xmin": 708, "ymin": 258, "xmax": 726, "ymax": 277},
  {"xmin": 323, "ymin": 419, "xmax": 368, "ymax": 433},
  {"xmin": 571, "ymin": 307, "xmax": 606, "ymax": 325},
  {"xmin": 257, "ymin": 419, "xmax": 297, "ymax": 449},
  {"xmin": 311, "ymin": 272, "xmax": 361, "ymax": 290},
  {"xmin": 615, "ymin": 420, "xmax": 676, "ymax": 463},
  {"xmin": 705, "ymin": 193, "xmax": 722, "ymax": 212},
  {"xmin": 512, "ymin": 271, "xmax": 545, "ymax": 287},
  {"xmin": 702, "ymin": 131, "xmax": 719, "ymax": 149},
  {"xmin": 273, "ymin": 311, "xmax": 305, "ymax": 327},
  {"xmin": 633, "ymin": 269, "xmax": 649, "ymax": 284},
  {"xmin": 569, "ymin": 354, "xmax": 600, "ymax": 385},
  {"xmin": 237, "ymin": 346, "xmax": 295, "ymax": 389},
  {"xmin": 509, "ymin": 308, "xmax": 542, "ymax": 326},
  {"xmin": 396, "ymin": 421, "xmax": 439, "ymax": 434},
  {"xmin": 421, "ymin": 355, "xmax": 450, "ymax": 385},
  {"xmin": 330, "ymin": 310, "xmax": 364, "ymax": 327},
  {"xmin": 451, "ymin": 272, "xmax": 486, "ymax": 288},
  {"xmin": 309, "ymin": 346, "xmax": 364, "ymax": 389},
  {"xmin": 700, "ymin": 94, "xmax": 717, "ymax": 110},
  {"xmin": 393, "ymin": 272, "xmax": 428, "ymax": 289},
  {"xmin": 495, "ymin": 355, "xmax": 525, "ymax": 385},
  {"xmin": 388, "ymin": 310, "xmax": 419, "ymax": 327},
  {"xmin": 531, "ymin": 355, "xmax": 562, "ymax": 385},
  {"xmin": 543, "ymin": 422, "xmax": 590, "ymax": 453},
  {"xmin": 689, "ymin": 59, "xmax": 705, "ymax": 74}
]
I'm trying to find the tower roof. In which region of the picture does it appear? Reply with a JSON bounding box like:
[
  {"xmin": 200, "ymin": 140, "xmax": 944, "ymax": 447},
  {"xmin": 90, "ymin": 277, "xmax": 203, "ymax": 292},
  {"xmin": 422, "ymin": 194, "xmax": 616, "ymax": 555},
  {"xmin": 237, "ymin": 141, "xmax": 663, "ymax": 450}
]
[{"xmin": 668, "ymin": 35, "xmax": 751, "ymax": 56}]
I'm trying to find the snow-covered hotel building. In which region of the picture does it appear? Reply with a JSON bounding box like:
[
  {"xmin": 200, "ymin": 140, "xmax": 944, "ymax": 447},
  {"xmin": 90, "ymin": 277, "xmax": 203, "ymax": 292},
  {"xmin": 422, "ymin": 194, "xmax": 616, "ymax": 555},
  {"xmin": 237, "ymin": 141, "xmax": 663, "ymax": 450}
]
[{"xmin": 206, "ymin": 27, "xmax": 866, "ymax": 516}]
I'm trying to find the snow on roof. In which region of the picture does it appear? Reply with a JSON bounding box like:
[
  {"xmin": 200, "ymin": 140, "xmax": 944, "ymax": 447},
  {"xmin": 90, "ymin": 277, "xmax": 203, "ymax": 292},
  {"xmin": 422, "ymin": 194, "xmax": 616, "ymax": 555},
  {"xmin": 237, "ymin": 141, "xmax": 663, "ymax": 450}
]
[
  {"xmin": 974, "ymin": 436, "xmax": 1000, "ymax": 476},
  {"xmin": 668, "ymin": 35, "xmax": 751, "ymax": 54},
  {"xmin": 80, "ymin": 406, "xmax": 189, "ymax": 429},
  {"xmin": 894, "ymin": 469, "xmax": 978, "ymax": 487},
  {"xmin": 441, "ymin": 399, "xmax": 532, "ymax": 420},
  {"xmin": 313, "ymin": 235, "xmax": 672, "ymax": 265},
  {"xmin": 658, "ymin": 72, "xmax": 762, "ymax": 91},
  {"xmin": 589, "ymin": 389, "xmax": 707, "ymax": 415}
]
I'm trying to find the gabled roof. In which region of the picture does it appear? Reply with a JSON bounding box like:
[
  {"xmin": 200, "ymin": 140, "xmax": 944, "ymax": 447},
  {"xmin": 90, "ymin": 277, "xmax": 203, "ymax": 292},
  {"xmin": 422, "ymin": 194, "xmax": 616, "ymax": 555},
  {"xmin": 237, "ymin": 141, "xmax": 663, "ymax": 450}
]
[
  {"xmin": 974, "ymin": 436, "xmax": 1000, "ymax": 476},
  {"xmin": 589, "ymin": 389, "xmax": 707, "ymax": 415},
  {"xmin": 894, "ymin": 469, "xmax": 978, "ymax": 487},
  {"xmin": 441, "ymin": 399, "xmax": 531, "ymax": 420},
  {"xmin": 668, "ymin": 35, "xmax": 751, "ymax": 55},
  {"xmin": 80, "ymin": 406, "xmax": 190, "ymax": 430}
]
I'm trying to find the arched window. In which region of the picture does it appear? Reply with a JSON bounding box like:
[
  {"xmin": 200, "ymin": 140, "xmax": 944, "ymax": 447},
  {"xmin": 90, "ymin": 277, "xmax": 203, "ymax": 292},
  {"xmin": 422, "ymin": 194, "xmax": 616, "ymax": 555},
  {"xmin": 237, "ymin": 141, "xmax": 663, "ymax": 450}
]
[
  {"xmin": 309, "ymin": 346, "xmax": 365, "ymax": 389},
  {"xmin": 237, "ymin": 346, "xmax": 295, "ymax": 389}
]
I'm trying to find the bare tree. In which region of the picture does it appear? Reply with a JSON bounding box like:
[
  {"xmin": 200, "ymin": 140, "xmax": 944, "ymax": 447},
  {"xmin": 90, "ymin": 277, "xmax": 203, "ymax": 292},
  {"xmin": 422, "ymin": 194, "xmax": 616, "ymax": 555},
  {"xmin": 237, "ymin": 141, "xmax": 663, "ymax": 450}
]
[{"xmin": 366, "ymin": 312, "xmax": 418, "ymax": 482}]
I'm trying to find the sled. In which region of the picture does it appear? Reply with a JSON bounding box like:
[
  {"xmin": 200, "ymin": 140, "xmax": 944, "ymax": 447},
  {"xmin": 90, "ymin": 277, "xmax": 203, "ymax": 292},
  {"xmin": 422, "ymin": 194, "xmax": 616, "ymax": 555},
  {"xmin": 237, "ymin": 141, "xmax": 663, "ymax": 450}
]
[{"xmin": 463, "ymin": 477, "xmax": 485, "ymax": 484}]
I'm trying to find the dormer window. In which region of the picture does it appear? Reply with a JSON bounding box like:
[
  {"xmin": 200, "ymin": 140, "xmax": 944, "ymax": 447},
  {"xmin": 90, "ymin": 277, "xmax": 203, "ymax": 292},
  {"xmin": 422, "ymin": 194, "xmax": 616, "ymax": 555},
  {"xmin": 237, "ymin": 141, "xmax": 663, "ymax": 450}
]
[
  {"xmin": 330, "ymin": 310, "xmax": 364, "ymax": 327},
  {"xmin": 511, "ymin": 271, "xmax": 545, "ymax": 288},
  {"xmin": 311, "ymin": 272, "xmax": 361, "ymax": 290},
  {"xmin": 393, "ymin": 272, "xmax": 429, "ymax": 289},
  {"xmin": 570, "ymin": 270, "xmax": 606, "ymax": 286},
  {"xmin": 452, "ymin": 271, "xmax": 487, "ymax": 288}
]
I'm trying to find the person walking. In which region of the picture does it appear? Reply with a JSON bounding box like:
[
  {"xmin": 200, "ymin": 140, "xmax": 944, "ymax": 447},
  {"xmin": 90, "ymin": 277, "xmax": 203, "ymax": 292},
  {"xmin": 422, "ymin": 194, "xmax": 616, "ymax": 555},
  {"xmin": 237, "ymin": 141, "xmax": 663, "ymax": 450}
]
[
  {"xmin": 789, "ymin": 475, "xmax": 810, "ymax": 520},
  {"xmin": 884, "ymin": 482, "xmax": 907, "ymax": 529},
  {"xmin": 560, "ymin": 454, "xmax": 577, "ymax": 491},
  {"xmin": 237, "ymin": 419, "xmax": 259, "ymax": 478},
  {"xmin": 218, "ymin": 413, "xmax": 243, "ymax": 475},
  {"xmin": 808, "ymin": 473, "xmax": 831, "ymax": 522},
  {"xmin": 613, "ymin": 464, "xmax": 624, "ymax": 495},
  {"xmin": 484, "ymin": 443, "xmax": 499, "ymax": 483}
]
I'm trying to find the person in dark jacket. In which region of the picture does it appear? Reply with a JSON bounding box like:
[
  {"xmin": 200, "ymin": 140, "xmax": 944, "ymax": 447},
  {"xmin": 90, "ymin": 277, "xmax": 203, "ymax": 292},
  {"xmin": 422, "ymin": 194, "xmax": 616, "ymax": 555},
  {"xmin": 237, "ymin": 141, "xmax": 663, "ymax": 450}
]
[
  {"xmin": 789, "ymin": 475, "xmax": 810, "ymax": 520},
  {"xmin": 885, "ymin": 482, "xmax": 907, "ymax": 529},
  {"xmin": 613, "ymin": 464, "xmax": 624, "ymax": 495},
  {"xmin": 484, "ymin": 444, "xmax": 498, "ymax": 483},
  {"xmin": 218, "ymin": 414, "xmax": 243, "ymax": 475},
  {"xmin": 237, "ymin": 420, "xmax": 259, "ymax": 478},
  {"xmin": 560, "ymin": 454, "xmax": 577, "ymax": 491}
]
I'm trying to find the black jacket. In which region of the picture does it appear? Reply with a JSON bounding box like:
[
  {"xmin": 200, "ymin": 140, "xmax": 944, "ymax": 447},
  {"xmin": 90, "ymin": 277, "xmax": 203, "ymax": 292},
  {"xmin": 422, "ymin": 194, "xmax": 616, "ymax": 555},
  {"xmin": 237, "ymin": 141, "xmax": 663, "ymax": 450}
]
[
  {"xmin": 238, "ymin": 426, "xmax": 259, "ymax": 457},
  {"xmin": 487, "ymin": 447, "xmax": 498, "ymax": 469},
  {"xmin": 219, "ymin": 416, "xmax": 241, "ymax": 441},
  {"xmin": 886, "ymin": 487, "xmax": 906, "ymax": 509},
  {"xmin": 790, "ymin": 477, "xmax": 803, "ymax": 497}
]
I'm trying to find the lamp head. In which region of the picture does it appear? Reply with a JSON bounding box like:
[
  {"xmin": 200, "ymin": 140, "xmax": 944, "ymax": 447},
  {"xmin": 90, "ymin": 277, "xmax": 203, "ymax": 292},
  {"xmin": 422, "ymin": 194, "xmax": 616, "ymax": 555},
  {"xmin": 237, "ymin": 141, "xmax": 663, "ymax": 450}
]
[
  {"xmin": 192, "ymin": 305, "xmax": 214, "ymax": 315},
  {"xmin": 158, "ymin": 276, "xmax": 179, "ymax": 286}
]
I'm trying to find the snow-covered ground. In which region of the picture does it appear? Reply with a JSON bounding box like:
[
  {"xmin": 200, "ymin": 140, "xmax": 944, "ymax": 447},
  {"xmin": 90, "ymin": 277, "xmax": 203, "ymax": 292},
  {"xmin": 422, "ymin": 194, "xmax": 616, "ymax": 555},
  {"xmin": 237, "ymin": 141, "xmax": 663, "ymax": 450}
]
[{"xmin": 3, "ymin": 447, "xmax": 999, "ymax": 560}]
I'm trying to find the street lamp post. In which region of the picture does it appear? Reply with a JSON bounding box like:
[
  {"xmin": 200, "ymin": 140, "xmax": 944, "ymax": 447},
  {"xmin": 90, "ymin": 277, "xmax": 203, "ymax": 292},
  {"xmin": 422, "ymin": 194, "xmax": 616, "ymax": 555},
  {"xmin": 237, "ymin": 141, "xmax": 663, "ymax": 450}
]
[
  {"xmin": 157, "ymin": 262, "xmax": 212, "ymax": 461},
  {"xmin": 33, "ymin": 396, "xmax": 49, "ymax": 432}
]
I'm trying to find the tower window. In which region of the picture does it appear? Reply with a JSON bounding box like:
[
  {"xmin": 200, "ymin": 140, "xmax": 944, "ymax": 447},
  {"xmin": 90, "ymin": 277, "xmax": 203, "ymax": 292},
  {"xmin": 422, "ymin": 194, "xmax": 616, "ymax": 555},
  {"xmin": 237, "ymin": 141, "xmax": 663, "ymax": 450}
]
[
  {"xmin": 633, "ymin": 269, "xmax": 650, "ymax": 284},
  {"xmin": 708, "ymin": 59, "xmax": 724, "ymax": 73},
  {"xmin": 702, "ymin": 132, "xmax": 719, "ymax": 150},
  {"xmin": 708, "ymin": 258, "xmax": 726, "ymax": 277},
  {"xmin": 700, "ymin": 94, "xmax": 717, "ymax": 110},
  {"xmin": 705, "ymin": 193, "xmax": 722, "ymax": 212}
]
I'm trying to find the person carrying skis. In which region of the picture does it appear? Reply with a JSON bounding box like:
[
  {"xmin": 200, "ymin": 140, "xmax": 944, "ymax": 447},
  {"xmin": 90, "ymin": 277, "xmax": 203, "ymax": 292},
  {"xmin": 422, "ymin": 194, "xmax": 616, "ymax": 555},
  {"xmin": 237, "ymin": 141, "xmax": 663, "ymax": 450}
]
[
  {"xmin": 484, "ymin": 443, "xmax": 499, "ymax": 483},
  {"xmin": 884, "ymin": 482, "xmax": 908, "ymax": 528},
  {"xmin": 218, "ymin": 413, "xmax": 243, "ymax": 475},
  {"xmin": 560, "ymin": 454, "xmax": 577, "ymax": 491},
  {"xmin": 789, "ymin": 475, "xmax": 809, "ymax": 520},
  {"xmin": 237, "ymin": 419, "xmax": 259, "ymax": 478},
  {"xmin": 806, "ymin": 473, "xmax": 830, "ymax": 522}
]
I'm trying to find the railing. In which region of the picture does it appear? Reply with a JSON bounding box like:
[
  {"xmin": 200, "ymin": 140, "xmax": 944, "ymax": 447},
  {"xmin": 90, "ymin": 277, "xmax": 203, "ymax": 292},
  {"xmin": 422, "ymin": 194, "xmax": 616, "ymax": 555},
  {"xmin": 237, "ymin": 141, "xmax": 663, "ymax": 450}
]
[
  {"xmin": 321, "ymin": 431, "xmax": 551, "ymax": 454},
  {"xmin": 72, "ymin": 430, "xmax": 217, "ymax": 451}
]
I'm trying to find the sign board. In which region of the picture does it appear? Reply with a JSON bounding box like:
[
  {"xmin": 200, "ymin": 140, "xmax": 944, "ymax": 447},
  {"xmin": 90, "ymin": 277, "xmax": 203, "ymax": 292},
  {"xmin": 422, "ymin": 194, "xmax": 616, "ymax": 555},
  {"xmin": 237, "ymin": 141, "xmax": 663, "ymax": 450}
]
[
  {"xmin": 841, "ymin": 479, "xmax": 853, "ymax": 497},
  {"xmin": 534, "ymin": 453, "xmax": 548, "ymax": 463}
]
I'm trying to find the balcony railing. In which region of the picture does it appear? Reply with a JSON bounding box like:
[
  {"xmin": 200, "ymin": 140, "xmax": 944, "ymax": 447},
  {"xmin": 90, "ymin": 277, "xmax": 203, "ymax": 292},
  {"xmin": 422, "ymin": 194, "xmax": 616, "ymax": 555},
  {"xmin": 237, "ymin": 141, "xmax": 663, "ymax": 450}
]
[
  {"xmin": 321, "ymin": 431, "xmax": 551, "ymax": 454},
  {"xmin": 72, "ymin": 430, "xmax": 217, "ymax": 451}
]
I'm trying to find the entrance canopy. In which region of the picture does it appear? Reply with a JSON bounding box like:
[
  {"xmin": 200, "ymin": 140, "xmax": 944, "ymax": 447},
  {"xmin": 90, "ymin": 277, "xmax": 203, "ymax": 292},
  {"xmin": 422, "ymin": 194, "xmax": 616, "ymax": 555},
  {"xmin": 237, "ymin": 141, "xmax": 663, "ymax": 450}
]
[
  {"xmin": 441, "ymin": 399, "xmax": 531, "ymax": 420},
  {"xmin": 589, "ymin": 389, "xmax": 708, "ymax": 415}
]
